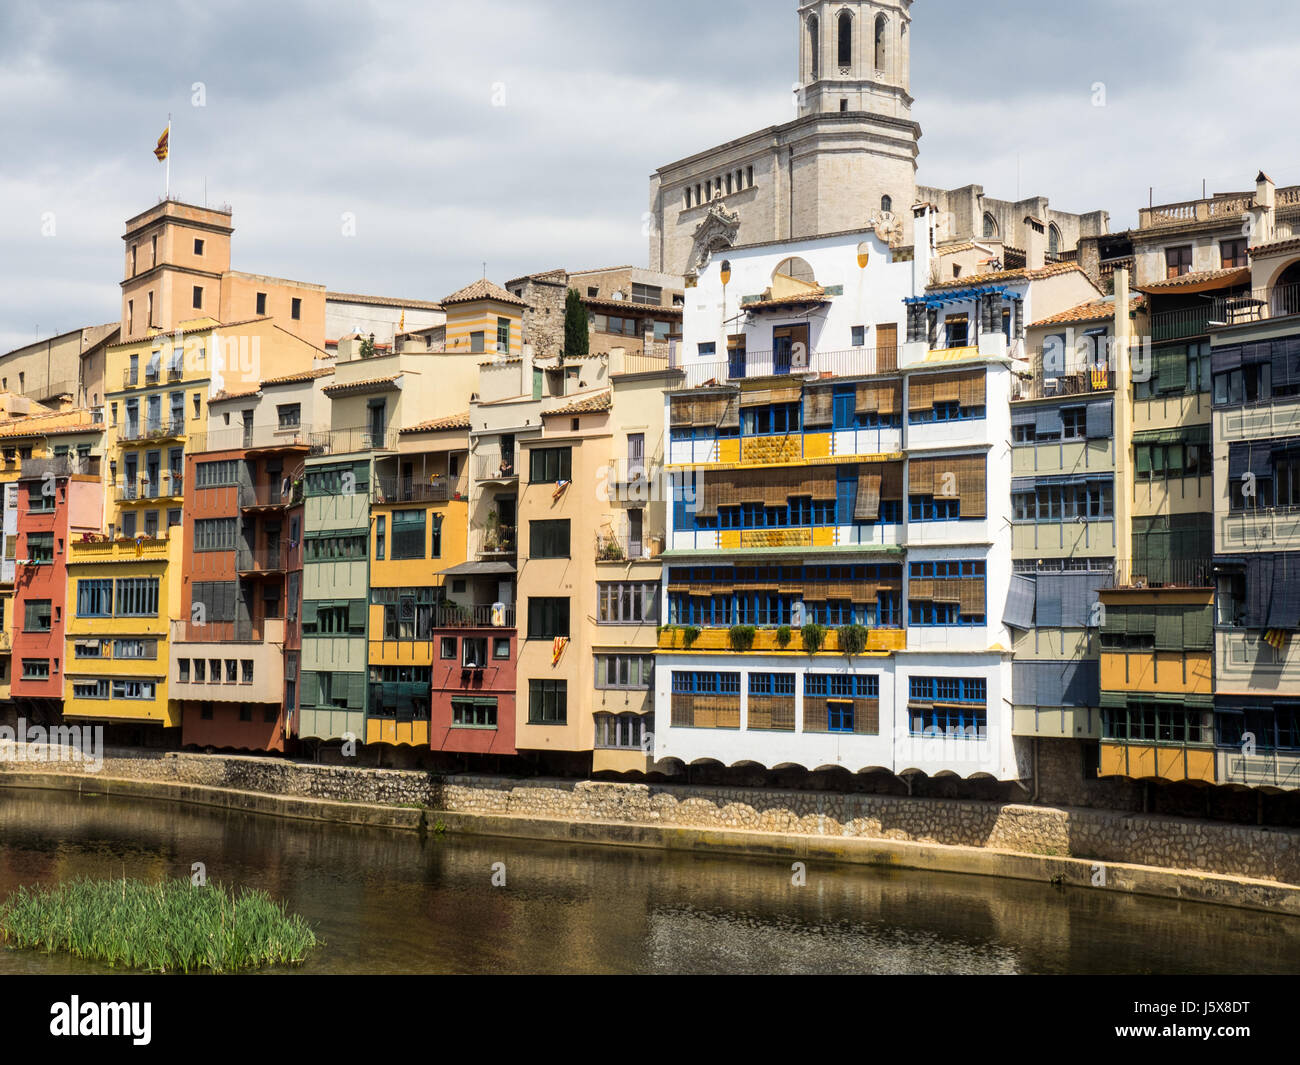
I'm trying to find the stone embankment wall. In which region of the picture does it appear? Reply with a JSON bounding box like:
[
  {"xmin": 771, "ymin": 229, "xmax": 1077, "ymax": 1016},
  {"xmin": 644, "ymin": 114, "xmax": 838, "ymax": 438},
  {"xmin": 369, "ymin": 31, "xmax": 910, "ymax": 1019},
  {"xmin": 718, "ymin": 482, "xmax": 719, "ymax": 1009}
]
[{"xmin": 2, "ymin": 747, "xmax": 1297, "ymax": 890}]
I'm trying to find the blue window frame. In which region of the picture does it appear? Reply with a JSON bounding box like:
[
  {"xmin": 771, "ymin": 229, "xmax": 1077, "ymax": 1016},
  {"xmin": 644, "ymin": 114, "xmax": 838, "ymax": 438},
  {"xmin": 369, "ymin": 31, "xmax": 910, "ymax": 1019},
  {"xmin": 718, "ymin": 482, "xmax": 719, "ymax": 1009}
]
[
  {"xmin": 740, "ymin": 402, "xmax": 801, "ymax": 436},
  {"xmin": 908, "ymin": 495, "xmax": 961, "ymax": 522},
  {"xmin": 909, "ymin": 402, "xmax": 986, "ymax": 425},
  {"xmin": 832, "ymin": 389, "xmax": 855, "ymax": 429},
  {"xmin": 907, "ymin": 560, "xmax": 985, "ymax": 626},
  {"xmin": 748, "ymin": 672, "xmax": 795, "ymax": 696},
  {"xmin": 672, "ymin": 671, "xmax": 740, "ymax": 694},
  {"xmin": 76, "ymin": 579, "xmax": 114, "ymax": 617},
  {"xmin": 805, "ymin": 674, "xmax": 879, "ymax": 698}
]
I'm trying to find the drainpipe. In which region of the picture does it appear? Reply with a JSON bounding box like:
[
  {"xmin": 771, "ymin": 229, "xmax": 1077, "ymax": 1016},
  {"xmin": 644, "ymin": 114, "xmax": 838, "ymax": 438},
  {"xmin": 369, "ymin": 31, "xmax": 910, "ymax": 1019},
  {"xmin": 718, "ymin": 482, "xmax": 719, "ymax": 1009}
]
[{"xmin": 1029, "ymin": 737, "xmax": 1040, "ymax": 803}]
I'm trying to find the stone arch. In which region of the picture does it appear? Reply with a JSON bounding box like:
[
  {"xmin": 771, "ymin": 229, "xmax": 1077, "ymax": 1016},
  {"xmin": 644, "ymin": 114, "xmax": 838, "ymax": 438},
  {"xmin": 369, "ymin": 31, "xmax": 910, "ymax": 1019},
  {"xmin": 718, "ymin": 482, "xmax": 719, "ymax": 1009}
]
[
  {"xmin": 773, "ymin": 256, "xmax": 817, "ymax": 286},
  {"xmin": 807, "ymin": 14, "xmax": 819, "ymax": 80},
  {"xmin": 1270, "ymin": 259, "xmax": 1300, "ymax": 316},
  {"xmin": 1263, "ymin": 256, "xmax": 1300, "ymax": 293},
  {"xmin": 836, "ymin": 7, "xmax": 854, "ymax": 71},
  {"xmin": 983, "ymin": 212, "xmax": 999, "ymax": 239},
  {"xmin": 881, "ymin": 194, "xmax": 893, "ymax": 214},
  {"xmin": 1048, "ymin": 222, "xmax": 1062, "ymax": 258},
  {"xmin": 874, "ymin": 12, "xmax": 889, "ymax": 73}
]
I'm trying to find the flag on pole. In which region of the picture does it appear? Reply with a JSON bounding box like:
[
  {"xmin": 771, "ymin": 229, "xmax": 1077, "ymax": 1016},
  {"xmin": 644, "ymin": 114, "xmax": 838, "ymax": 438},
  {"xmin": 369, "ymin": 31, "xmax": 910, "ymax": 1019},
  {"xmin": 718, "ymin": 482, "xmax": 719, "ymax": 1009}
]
[
  {"xmin": 399, "ymin": 309, "xmax": 405, "ymax": 332},
  {"xmin": 154, "ymin": 126, "xmax": 170, "ymax": 162}
]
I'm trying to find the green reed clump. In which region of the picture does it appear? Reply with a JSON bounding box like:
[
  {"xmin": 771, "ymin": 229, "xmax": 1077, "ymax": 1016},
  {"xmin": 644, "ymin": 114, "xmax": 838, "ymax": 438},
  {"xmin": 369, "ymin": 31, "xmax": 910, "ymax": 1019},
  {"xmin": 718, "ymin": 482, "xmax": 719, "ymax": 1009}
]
[{"xmin": 0, "ymin": 876, "xmax": 318, "ymax": 973}]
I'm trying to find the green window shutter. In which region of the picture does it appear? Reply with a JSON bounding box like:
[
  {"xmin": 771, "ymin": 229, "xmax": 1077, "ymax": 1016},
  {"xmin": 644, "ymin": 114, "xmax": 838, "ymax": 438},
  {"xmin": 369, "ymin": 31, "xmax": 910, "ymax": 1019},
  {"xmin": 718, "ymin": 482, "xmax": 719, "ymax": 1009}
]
[
  {"xmin": 348, "ymin": 672, "xmax": 367, "ymax": 709},
  {"xmin": 300, "ymin": 671, "xmax": 318, "ymax": 705},
  {"xmin": 1135, "ymin": 446, "xmax": 1151, "ymax": 477},
  {"xmin": 1099, "ymin": 690, "xmax": 1127, "ymax": 708},
  {"xmin": 1104, "ymin": 605, "xmax": 1128, "ymax": 634},
  {"xmin": 302, "ymin": 601, "xmax": 318, "ymax": 627},
  {"xmin": 1129, "ymin": 608, "xmax": 1156, "ymax": 635},
  {"xmin": 1184, "ymin": 605, "xmax": 1213, "ymax": 650},
  {"xmin": 1154, "ymin": 607, "xmax": 1183, "ymax": 650},
  {"xmin": 348, "ymin": 600, "xmax": 366, "ymax": 629}
]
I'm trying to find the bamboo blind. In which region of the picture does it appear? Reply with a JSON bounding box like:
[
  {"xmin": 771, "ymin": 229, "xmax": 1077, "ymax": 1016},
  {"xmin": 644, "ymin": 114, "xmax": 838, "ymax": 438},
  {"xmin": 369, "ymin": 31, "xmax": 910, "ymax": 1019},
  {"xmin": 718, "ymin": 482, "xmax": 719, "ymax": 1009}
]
[
  {"xmin": 857, "ymin": 378, "xmax": 901, "ymax": 415},
  {"xmin": 908, "ymin": 370, "xmax": 985, "ymax": 411},
  {"xmin": 907, "ymin": 455, "xmax": 986, "ymax": 517},
  {"xmin": 804, "ymin": 388, "xmax": 834, "ymax": 426}
]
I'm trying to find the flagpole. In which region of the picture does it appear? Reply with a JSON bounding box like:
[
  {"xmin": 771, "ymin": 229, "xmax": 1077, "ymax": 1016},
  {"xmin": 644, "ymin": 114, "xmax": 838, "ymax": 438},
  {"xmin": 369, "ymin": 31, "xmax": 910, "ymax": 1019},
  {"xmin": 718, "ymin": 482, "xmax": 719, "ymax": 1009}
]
[{"xmin": 165, "ymin": 113, "xmax": 171, "ymax": 200}]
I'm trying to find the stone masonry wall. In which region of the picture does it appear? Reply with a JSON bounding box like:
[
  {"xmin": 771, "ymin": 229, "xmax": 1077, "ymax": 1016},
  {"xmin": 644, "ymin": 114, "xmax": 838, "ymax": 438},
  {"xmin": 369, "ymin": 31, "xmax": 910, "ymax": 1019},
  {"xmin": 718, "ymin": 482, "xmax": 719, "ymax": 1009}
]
[{"xmin": 3, "ymin": 747, "xmax": 1297, "ymax": 886}]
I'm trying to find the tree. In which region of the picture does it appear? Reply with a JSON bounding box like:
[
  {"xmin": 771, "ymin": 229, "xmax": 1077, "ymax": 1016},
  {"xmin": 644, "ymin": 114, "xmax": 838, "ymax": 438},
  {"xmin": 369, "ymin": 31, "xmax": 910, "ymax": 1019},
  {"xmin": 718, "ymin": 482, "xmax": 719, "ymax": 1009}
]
[{"xmin": 564, "ymin": 288, "xmax": 589, "ymax": 357}]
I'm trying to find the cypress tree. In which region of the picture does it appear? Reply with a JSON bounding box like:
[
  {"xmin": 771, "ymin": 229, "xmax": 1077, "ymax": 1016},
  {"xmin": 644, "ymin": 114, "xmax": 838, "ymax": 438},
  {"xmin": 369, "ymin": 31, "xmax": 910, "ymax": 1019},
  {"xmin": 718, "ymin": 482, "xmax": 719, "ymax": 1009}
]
[{"xmin": 564, "ymin": 288, "xmax": 589, "ymax": 357}]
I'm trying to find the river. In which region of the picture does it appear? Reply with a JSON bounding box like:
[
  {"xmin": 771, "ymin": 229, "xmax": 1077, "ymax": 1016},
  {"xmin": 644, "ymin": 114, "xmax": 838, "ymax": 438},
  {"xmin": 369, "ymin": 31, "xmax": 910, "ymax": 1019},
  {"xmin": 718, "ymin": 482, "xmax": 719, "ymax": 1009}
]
[{"xmin": 0, "ymin": 786, "xmax": 1296, "ymax": 974}]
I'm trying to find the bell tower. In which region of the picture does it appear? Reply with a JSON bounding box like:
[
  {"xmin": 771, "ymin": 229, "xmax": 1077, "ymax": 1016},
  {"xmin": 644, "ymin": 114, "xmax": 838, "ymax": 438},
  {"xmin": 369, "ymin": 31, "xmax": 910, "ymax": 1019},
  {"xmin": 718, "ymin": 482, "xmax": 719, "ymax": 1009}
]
[{"xmin": 797, "ymin": 1, "xmax": 912, "ymax": 119}]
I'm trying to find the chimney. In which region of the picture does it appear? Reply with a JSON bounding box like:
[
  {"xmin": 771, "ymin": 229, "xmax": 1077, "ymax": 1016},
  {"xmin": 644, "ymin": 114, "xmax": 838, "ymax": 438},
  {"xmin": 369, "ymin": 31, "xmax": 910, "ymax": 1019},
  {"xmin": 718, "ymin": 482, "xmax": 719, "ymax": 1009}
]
[
  {"xmin": 911, "ymin": 202, "xmax": 934, "ymax": 295},
  {"xmin": 1252, "ymin": 171, "xmax": 1276, "ymax": 247},
  {"xmin": 1257, "ymin": 170, "xmax": 1276, "ymax": 211},
  {"xmin": 337, "ymin": 334, "xmax": 360, "ymax": 361},
  {"xmin": 1024, "ymin": 216, "xmax": 1046, "ymax": 270}
]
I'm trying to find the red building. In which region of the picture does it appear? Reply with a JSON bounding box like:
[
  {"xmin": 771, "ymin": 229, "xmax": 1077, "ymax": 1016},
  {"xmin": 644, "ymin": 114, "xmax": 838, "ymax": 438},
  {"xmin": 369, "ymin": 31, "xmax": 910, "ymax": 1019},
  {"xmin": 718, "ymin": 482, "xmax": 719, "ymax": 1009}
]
[{"xmin": 11, "ymin": 459, "xmax": 103, "ymax": 707}]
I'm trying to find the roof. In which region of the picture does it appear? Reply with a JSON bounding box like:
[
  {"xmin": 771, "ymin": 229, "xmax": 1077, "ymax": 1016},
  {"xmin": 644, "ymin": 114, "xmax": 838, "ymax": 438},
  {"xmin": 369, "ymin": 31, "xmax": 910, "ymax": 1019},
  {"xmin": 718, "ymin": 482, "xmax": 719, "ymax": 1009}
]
[
  {"xmin": 326, "ymin": 291, "xmax": 443, "ymax": 311},
  {"xmin": 742, "ymin": 289, "xmax": 831, "ymax": 312},
  {"xmin": 437, "ymin": 560, "xmax": 517, "ymax": 577},
  {"xmin": 1031, "ymin": 295, "xmax": 1146, "ymax": 327},
  {"xmin": 926, "ymin": 261, "xmax": 1083, "ymax": 292},
  {"xmin": 1135, "ymin": 266, "xmax": 1252, "ymax": 294},
  {"xmin": 1248, "ymin": 237, "xmax": 1300, "ymax": 258},
  {"xmin": 504, "ymin": 269, "xmax": 568, "ymax": 287},
  {"xmin": 399, "ymin": 411, "xmax": 472, "ymax": 434},
  {"xmin": 261, "ymin": 368, "xmax": 335, "ymax": 387},
  {"xmin": 208, "ymin": 386, "xmax": 261, "ymax": 403},
  {"xmin": 107, "ymin": 316, "xmax": 271, "ymax": 348},
  {"xmin": 582, "ymin": 296, "xmax": 681, "ymax": 317},
  {"xmin": 0, "ymin": 410, "xmax": 101, "ymax": 440},
  {"xmin": 321, "ymin": 374, "xmax": 401, "ymax": 397},
  {"xmin": 441, "ymin": 279, "xmax": 527, "ymax": 307},
  {"xmin": 545, "ymin": 390, "xmax": 612, "ymax": 416}
]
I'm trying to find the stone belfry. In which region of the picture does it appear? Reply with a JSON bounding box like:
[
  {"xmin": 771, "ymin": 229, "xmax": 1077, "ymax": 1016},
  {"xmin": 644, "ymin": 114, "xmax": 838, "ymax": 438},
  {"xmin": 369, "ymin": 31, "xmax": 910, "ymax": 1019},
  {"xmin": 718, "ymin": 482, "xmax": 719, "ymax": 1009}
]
[{"xmin": 797, "ymin": 0, "xmax": 912, "ymax": 120}]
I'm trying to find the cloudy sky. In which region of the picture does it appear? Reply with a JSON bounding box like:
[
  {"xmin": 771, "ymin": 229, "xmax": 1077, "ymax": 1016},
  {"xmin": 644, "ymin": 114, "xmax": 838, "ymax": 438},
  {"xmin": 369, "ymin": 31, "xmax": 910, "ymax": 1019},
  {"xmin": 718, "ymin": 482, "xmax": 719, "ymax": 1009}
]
[{"xmin": 2, "ymin": 0, "xmax": 1298, "ymax": 351}]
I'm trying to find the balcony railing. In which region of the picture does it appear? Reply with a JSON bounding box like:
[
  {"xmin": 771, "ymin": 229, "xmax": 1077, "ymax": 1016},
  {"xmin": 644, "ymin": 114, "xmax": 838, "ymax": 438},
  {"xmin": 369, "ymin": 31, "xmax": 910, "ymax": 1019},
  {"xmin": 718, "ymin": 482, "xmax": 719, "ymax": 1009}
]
[
  {"xmin": 186, "ymin": 426, "xmax": 313, "ymax": 453},
  {"xmin": 435, "ymin": 604, "xmax": 515, "ymax": 628},
  {"xmin": 595, "ymin": 532, "xmax": 660, "ymax": 562},
  {"xmin": 1209, "ymin": 281, "xmax": 1300, "ymax": 328},
  {"xmin": 236, "ymin": 545, "xmax": 296, "ymax": 573},
  {"xmin": 674, "ymin": 346, "xmax": 897, "ymax": 389},
  {"xmin": 1104, "ymin": 558, "xmax": 1214, "ymax": 589},
  {"xmin": 122, "ymin": 369, "xmax": 139, "ymax": 388},
  {"xmin": 372, "ymin": 475, "xmax": 450, "ymax": 503},
  {"xmin": 116, "ymin": 472, "xmax": 183, "ymax": 501},
  {"xmin": 1150, "ymin": 306, "xmax": 1212, "ymax": 342},
  {"xmin": 173, "ymin": 619, "xmax": 265, "ymax": 643},
  {"xmin": 239, "ymin": 481, "xmax": 302, "ymax": 509},
  {"xmin": 309, "ymin": 426, "xmax": 398, "ymax": 454},
  {"xmin": 474, "ymin": 451, "xmax": 518, "ymax": 482},
  {"xmin": 119, "ymin": 418, "xmax": 185, "ymax": 442},
  {"xmin": 1138, "ymin": 193, "xmax": 1258, "ymax": 229},
  {"xmin": 1012, "ymin": 369, "xmax": 1115, "ymax": 401},
  {"xmin": 478, "ymin": 524, "xmax": 516, "ymax": 556}
]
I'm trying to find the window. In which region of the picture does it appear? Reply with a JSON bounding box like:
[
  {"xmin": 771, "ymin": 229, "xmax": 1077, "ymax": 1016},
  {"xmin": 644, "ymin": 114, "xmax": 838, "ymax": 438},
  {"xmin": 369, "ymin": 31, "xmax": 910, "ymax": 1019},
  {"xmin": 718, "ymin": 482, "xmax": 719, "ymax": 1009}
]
[
  {"xmin": 195, "ymin": 459, "xmax": 240, "ymax": 487},
  {"xmin": 630, "ymin": 282, "xmax": 662, "ymax": 306},
  {"xmin": 497, "ymin": 317, "xmax": 510, "ymax": 353},
  {"xmin": 390, "ymin": 509, "xmax": 426, "ymax": 559},
  {"xmin": 907, "ymin": 560, "xmax": 986, "ymax": 626},
  {"xmin": 1165, "ymin": 245, "xmax": 1193, "ymax": 279},
  {"xmin": 595, "ymin": 654, "xmax": 654, "ymax": 690},
  {"xmin": 493, "ymin": 637, "xmax": 511, "ymax": 659},
  {"xmin": 194, "ymin": 517, "xmax": 238, "ymax": 551},
  {"xmin": 462, "ymin": 637, "xmax": 488, "ymax": 668},
  {"xmin": 529, "ymin": 679, "xmax": 567, "ymax": 724},
  {"xmin": 530, "ymin": 519, "xmax": 570, "ymax": 559},
  {"xmin": 528, "ymin": 597, "xmax": 570, "ymax": 640},
  {"xmin": 597, "ymin": 582, "xmax": 659, "ymax": 624},
  {"xmin": 1221, "ymin": 238, "xmax": 1248, "ymax": 269},
  {"xmin": 194, "ymin": 238, "xmax": 204, "ymax": 255},
  {"xmin": 1012, "ymin": 479, "xmax": 1113, "ymax": 522},
  {"xmin": 850, "ymin": 325, "xmax": 866, "ymax": 347},
  {"xmin": 23, "ymin": 599, "xmax": 51, "ymax": 632},
  {"xmin": 178, "ymin": 659, "xmax": 190, "ymax": 683},
  {"xmin": 470, "ymin": 331, "xmax": 485, "ymax": 354},
  {"xmin": 193, "ymin": 394, "xmax": 201, "ymax": 418},
  {"xmin": 116, "ymin": 577, "xmax": 160, "ymax": 617},
  {"xmin": 76, "ymin": 579, "xmax": 114, "ymax": 617},
  {"xmin": 74, "ymin": 679, "xmax": 110, "ymax": 700},
  {"xmin": 908, "ymin": 676, "xmax": 988, "ymax": 737},
  {"xmin": 21, "ymin": 659, "xmax": 50, "ymax": 679},
  {"xmin": 241, "ymin": 660, "xmax": 254, "ymax": 683},
  {"xmin": 74, "ymin": 641, "xmax": 105, "ymax": 659},
  {"xmin": 374, "ymin": 515, "xmax": 386, "ymax": 559},
  {"xmin": 529, "ymin": 446, "xmax": 571, "ymax": 483},
  {"xmin": 277, "ymin": 403, "xmax": 301, "ymax": 429},
  {"xmin": 291, "ymin": 297, "xmax": 301, "ymax": 320},
  {"xmin": 193, "ymin": 659, "xmax": 206, "ymax": 682},
  {"xmin": 193, "ymin": 285, "xmax": 203, "ymax": 309},
  {"xmin": 27, "ymin": 531, "xmax": 53, "ymax": 563},
  {"xmin": 113, "ymin": 639, "xmax": 157, "ymax": 659},
  {"xmin": 27, "ymin": 481, "xmax": 54, "ymax": 512},
  {"xmin": 698, "ymin": 341, "xmax": 716, "ymax": 358},
  {"xmin": 305, "ymin": 462, "xmax": 369, "ymax": 497},
  {"xmin": 112, "ymin": 679, "xmax": 156, "ymax": 700},
  {"xmin": 440, "ymin": 636, "xmax": 457, "ymax": 659},
  {"xmin": 452, "ymin": 698, "xmax": 498, "ymax": 728},
  {"xmin": 740, "ymin": 402, "xmax": 801, "ymax": 435},
  {"xmin": 256, "ymin": 292, "xmax": 267, "ymax": 315},
  {"xmin": 192, "ymin": 581, "xmax": 237, "ymax": 623},
  {"xmin": 594, "ymin": 713, "xmax": 646, "ymax": 749}
]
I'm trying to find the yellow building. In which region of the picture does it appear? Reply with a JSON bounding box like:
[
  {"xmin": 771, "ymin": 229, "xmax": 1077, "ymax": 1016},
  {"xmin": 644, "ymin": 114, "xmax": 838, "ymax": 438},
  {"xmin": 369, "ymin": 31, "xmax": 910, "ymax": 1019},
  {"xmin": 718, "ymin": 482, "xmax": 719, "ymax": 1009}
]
[
  {"xmin": 103, "ymin": 315, "xmax": 321, "ymax": 539},
  {"xmin": 63, "ymin": 527, "xmax": 184, "ymax": 732},
  {"xmin": 367, "ymin": 418, "xmax": 470, "ymax": 749}
]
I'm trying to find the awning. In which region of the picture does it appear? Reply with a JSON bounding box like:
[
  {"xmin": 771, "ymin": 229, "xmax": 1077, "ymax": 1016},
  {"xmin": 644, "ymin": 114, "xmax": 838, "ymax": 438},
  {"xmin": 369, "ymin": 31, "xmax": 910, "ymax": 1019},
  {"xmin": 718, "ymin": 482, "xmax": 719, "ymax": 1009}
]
[{"xmin": 437, "ymin": 560, "xmax": 516, "ymax": 577}]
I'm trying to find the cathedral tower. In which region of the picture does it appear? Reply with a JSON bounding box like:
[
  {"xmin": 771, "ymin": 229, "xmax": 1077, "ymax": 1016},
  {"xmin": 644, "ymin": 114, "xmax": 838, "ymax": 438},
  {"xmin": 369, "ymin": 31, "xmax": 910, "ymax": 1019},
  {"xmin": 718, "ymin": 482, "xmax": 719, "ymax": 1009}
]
[{"xmin": 797, "ymin": 1, "xmax": 912, "ymax": 119}]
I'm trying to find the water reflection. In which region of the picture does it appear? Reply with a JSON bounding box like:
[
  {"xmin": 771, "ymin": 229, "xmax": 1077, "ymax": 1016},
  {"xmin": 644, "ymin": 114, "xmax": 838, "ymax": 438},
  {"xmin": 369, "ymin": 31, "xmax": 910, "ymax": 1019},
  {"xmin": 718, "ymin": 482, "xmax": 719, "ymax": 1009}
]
[{"xmin": 0, "ymin": 788, "xmax": 1296, "ymax": 974}]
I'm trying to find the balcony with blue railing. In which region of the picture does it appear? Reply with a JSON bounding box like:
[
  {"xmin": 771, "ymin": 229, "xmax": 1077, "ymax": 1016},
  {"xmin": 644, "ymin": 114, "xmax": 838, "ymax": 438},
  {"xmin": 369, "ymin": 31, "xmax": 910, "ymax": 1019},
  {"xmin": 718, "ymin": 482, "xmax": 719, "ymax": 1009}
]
[{"xmin": 674, "ymin": 346, "xmax": 896, "ymax": 388}]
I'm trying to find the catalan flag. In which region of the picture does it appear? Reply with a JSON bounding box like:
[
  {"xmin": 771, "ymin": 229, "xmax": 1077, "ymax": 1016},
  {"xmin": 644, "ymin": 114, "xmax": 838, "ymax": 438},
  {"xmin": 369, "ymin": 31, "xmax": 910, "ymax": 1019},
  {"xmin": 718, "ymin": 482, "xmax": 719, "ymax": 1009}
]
[
  {"xmin": 1264, "ymin": 628, "xmax": 1289, "ymax": 652},
  {"xmin": 154, "ymin": 126, "xmax": 169, "ymax": 162}
]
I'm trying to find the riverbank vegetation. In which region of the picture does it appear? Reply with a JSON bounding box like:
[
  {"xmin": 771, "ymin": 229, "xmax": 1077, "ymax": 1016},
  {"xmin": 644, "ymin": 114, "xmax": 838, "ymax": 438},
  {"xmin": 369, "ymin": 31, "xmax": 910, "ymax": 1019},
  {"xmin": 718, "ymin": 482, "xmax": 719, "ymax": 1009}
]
[{"xmin": 0, "ymin": 876, "xmax": 318, "ymax": 972}]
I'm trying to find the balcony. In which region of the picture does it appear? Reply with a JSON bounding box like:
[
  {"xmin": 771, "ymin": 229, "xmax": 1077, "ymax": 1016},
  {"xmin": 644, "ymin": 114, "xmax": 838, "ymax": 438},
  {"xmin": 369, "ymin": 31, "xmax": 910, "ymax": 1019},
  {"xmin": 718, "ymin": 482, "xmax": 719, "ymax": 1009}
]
[
  {"xmin": 1104, "ymin": 558, "xmax": 1212, "ymax": 589},
  {"xmin": 1138, "ymin": 193, "xmax": 1256, "ymax": 230},
  {"xmin": 1150, "ymin": 307, "xmax": 1211, "ymax": 342},
  {"xmin": 477, "ymin": 523, "xmax": 516, "ymax": 558},
  {"xmin": 474, "ymin": 450, "xmax": 518, "ymax": 483},
  {"xmin": 657, "ymin": 625, "xmax": 905, "ymax": 654},
  {"xmin": 240, "ymin": 481, "xmax": 302, "ymax": 510},
  {"xmin": 1210, "ymin": 281, "xmax": 1300, "ymax": 329},
  {"xmin": 309, "ymin": 426, "xmax": 397, "ymax": 454},
  {"xmin": 674, "ymin": 346, "xmax": 897, "ymax": 388},
  {"xmin": 187, "ymin": 425, "xmax": 313, "ymax": 453},
  {"xmin": 173, "ymin": 619, "xmax": 267, "ymax": 643},
  {"xmin": 236, "ymin": 545, "xmax": 296, "ymax": 574},
  {"xmin": 122, "ymin": 369, "xmax": 139, "ymax": 388},
  {"xmin": 372, "ymin": 475, "xmax": 451, "ymax": 504},
  {"xmin": 595, "ymin": 532, "xmax": 663, "ymax": 562},
  {"xmin": 116, "ymin": 472, "xmax": 184, "ymax": 502},
  {"xmin": 1216, "ymin": 749, "xmax": 1300, "ymax": 790},
  {"xmin": 119, "ymin": 418, "xmax": 185, "ymax": 443},
  {"xmin": 435, "ymin": 603, "xmax": 515, "ymax": 628},
  {"xmin": 1012, "ymin": 369, "xmax": 1116, "ymax": 402}
]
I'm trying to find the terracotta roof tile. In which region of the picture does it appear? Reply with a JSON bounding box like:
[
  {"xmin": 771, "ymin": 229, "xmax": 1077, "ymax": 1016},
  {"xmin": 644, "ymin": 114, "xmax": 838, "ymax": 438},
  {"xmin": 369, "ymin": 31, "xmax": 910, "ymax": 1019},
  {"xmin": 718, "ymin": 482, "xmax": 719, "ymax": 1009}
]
[
  {"xmin": 741, "ymin": 288, "xmax": 830, "ymax": 311},
  {"xmin": 261, "ymin": 368, "xmax": 335, "ymax": 386},
  {"xmin": 0, "ymin": 410, "xmax": 101, "ymax": 440},
  {"xmin": 545, "ymin": 389, "xmax": 612, "ymax": 415},
  {"xmin": 326, "ymin": 291, "xmax": 444, "ymax": 311},
  {"xmin": 321, "ymin": 374, "xmax": 401, "ymax": 397},
  {"xmin": 926, "ymin": 261, "xmax": 1083, "ymax": 292},
  {"xmin": 1248, "ymin": 237, "xmax": 1300, "ymax": 258},
  {"xmin": 441, "ymin": 278, "xmax": 527, "ymax": 307},
  {"xmin": 1032, "ymin": 295, "xmax": 1146, "ymax": 326},
  {"xmin": 1135, "ymin": 266, "xmax": 1252, "ymax": 294},
  {"xmin": 208, "ymin": 386, "xmax": 261, "ymax": 403},
  {"xmin": 582, "ymin": 296, "xmax": 682, "ymax": 317},
  {"xmin": 399, "ymin": 411, "xmax": 472, "ymax": 434}
]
